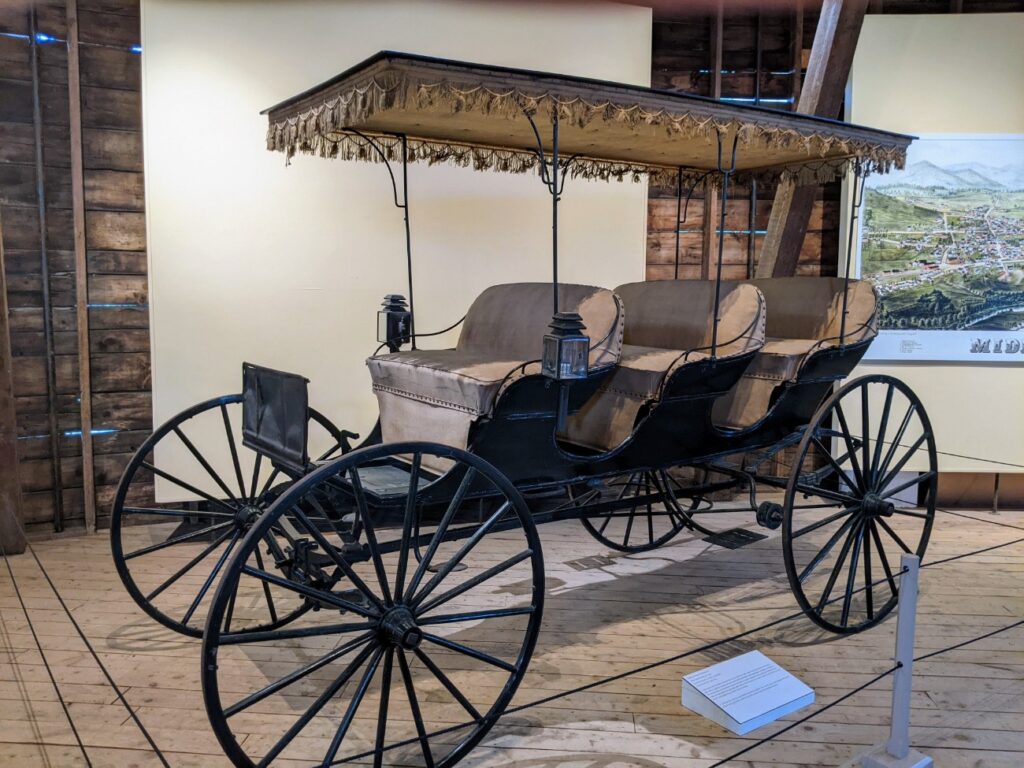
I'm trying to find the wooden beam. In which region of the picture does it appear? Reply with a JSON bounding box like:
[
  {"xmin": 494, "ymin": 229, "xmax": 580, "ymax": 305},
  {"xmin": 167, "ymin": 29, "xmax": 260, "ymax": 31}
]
[
  {"xmin": 67, "ymin": 0, "xmax": 97, "ymax": 533},
  {"xmin": 791, "ymin": 0, "xmax": 804, "ymax": 105},
  {"xmin": 701, "ymin": 2, "xmax": 723, "ymax": 280},
  {"xmin": 0, "ymin": 208, "xmax": 27, "ymax": 556},
  {"xmin": 756, "ymin": 0, "xmax": 869, "ymax": 278}
]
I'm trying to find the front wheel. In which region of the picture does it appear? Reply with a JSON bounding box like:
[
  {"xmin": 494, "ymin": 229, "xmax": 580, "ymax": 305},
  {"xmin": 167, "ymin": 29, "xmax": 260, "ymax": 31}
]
[
  {"xmin": 782, "ymin": 375, "xmax": 937, "ymax": 634},
  {"xmin": 202, "ymin": 442, "xmax": 544, "ymax": 768}
]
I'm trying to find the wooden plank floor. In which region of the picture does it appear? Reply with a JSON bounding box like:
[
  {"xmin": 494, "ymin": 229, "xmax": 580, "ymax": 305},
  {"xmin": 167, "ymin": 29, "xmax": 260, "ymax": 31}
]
[{"xmin": 2, "ymin": 505, "xmax": 1022, "ymax": 767}]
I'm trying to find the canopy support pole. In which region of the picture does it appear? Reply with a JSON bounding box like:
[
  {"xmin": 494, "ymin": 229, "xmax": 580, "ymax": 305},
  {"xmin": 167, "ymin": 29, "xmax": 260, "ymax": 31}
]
[
  {"xmin": 711, "ymin": 134, "xmax": 739, "ymax": 360},
  {"xmin": 840, "ymin": 159, "xmax": 868, "ymax": 349},
  {"xmin": 338, "ymin": 130, "xmax": 417, "ymax": 349}
]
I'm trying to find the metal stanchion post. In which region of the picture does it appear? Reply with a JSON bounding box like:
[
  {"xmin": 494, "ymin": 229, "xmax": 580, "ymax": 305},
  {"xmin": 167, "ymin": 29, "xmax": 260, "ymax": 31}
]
[{"xmin": 861, "ymin": 554, "xmax": 933, "ymax": 768}]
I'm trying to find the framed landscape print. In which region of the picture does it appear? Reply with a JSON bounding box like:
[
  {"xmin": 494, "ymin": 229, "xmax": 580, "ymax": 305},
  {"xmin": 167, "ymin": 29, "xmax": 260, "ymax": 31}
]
[{"xmin": 858, "ymin": 133, "xmax": 1024, "ymax": 362}]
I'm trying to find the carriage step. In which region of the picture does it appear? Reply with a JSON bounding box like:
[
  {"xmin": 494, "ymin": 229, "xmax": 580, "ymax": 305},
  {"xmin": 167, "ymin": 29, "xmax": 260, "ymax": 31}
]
[{"xmin": 352, "ymin": 464, "xmax": 431, "ymax": 497}]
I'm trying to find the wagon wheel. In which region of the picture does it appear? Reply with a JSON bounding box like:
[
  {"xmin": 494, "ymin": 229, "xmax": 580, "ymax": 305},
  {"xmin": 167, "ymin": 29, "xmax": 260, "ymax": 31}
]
[
  {"xmin": 579, "ymin": 468, "xmax": 718, "ymax": 553},
  {"xmin": 110, "ymin": 393, "xmax": 350, "ymax": 638},
  {"xmin": 202, "ymin": 442, "xmax": 544, "ymax": 768},
  {"xmin": 782, "ymin": 375, "xmax": 937, "ymax": 634}
]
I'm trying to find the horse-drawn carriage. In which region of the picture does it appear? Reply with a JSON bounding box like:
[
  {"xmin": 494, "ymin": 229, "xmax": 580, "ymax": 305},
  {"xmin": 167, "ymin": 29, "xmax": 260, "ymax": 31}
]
[{"xmin": 110, "ymin": 53, "xmax": 936, "ymax": 767}]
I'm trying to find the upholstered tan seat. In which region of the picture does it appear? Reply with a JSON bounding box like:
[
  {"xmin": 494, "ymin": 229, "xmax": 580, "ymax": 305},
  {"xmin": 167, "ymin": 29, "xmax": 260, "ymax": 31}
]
[
  {"xmin": 712, "ymin": 277, "xmax": 878, "ymax": 429},
  {"xmin": 367, "ymin": 283, "xmax": 624, "ymax": 464},
  {"xmin": 564, "ymin": 280, "xmax": 766, "ymax": 451}
]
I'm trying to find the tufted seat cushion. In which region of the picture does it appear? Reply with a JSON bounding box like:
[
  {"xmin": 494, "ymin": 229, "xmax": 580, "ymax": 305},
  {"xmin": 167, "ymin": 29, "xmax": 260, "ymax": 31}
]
[
  {"xmin": 367, "ymin": 283, "xmax": 624, "ymax": 467},
  {"xmin": 712, "ymin": 278, "xmax": 878, "ymax": 429},
  {"xmin": 564, "ymin": 281, "xmax": 765, "ymax": 452}
]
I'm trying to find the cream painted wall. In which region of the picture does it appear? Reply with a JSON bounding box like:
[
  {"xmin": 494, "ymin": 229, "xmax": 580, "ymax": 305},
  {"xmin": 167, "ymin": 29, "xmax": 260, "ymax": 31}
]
[
  {"xmin": 848, "ymin": 13, "xmax": 1024, "ymax": 473},
  {"xmin": 141, "ymin": 0, "xmax": 651, "ymax": 495}
]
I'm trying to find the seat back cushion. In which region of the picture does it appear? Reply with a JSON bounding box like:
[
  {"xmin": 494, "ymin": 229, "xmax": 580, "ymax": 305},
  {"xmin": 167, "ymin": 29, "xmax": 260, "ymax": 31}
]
[
  {"xmin": 562, "ymin": 281, "xmax": 765, "ymax": 452},
  {"xmin": 457, "ymin": 283, "xmax": 623, "ymax": 370},
  {"xmin": 615, "ymin": 280, "xmax": 765, "ymax": 358},
  {"xmin": 747, "ymin": 277, "xmax": 877, "ymax": 345}
]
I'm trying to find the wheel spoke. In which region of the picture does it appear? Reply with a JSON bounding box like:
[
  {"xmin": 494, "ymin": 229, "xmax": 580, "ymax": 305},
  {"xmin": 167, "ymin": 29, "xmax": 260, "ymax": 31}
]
[
  {"xmin": 405, "ymin": 467, "xmax": 477, "ymax": 600},
  {"xmin": 419, "ymin": 606, "xmax": 535, "ymax": 626},
  {"xmin": 371, "ymin": 647, "xmax": 394, "ymax": 768},
  {"xmin": 645, "ymin": 474, "xmax": 655, "ymax": 544},
  {"xmin": 413, "ymin": 647, "xmax": 482, "ymax": 721},
  {"xmin": 321, "ymin": 646, "xmax": 384, "ymax": 768},
  {"xmin": 878, "ymin": 437, "xmax": 930, "ymax": 496},
  {"xmin": 870, "ymin": 384, "xmax": 896, "ymax": 489},
  {"xmin": 869, "ymin": 520, "xmax": 899, "ymax": 596},
  {"xmin": 173, "ymin": 426, "xmax": 240, "ymax": 505},
  {"xmin": 892, "ymin": 509, "xmax": 930, "ymax": 520},
  {"xmin": 181, "ymin": 530, "xmax": 240, "ymax": 625},
  {"xmin": 811, "ymin": 437, "xmax": 859, "ymax": 493},
  {"xmin": 422, "ymin": 633, "xmax": 517, "ymax": 673},
  {"xmin": 792, "ymin": 506, "xmax": 860, "ymax": 539},
  {"xmin": 798, "ymin": 513, "xmax": 858, "ymax": 584},
  {"xmin": 833, "ymin": 403, "xmax": 866, "ymax": 492},
  {"xmin": 143, "ymin": 526, "xmax": 234, "ymax": 601},
  {"xmin": 860, "ymin": 385, "xmax": 871, "ymax": 489},
  {"xmin": 881, "ymin": 470, "xmax": 936, "ymax": 501},
  {"xmin": 257, "ymin": 642, "xmax": 377, "ymax": 768},
  {"xmin": 220, "ymin": 404, "xmax": 248, "ymax": 500},
  {"xmin": 863, "ymin": 521, "xmax": 874, "ymax": 621},
  {"xmin": 815, "ymin": 518, "xmax": 861, "ymax": 613},
  {"xmin": 248, "ymin": 453, "xmax": 263, "ymax": 503},
  {"xmin": 397, "ymin": 650, "xmax": 435, "ymax": 768},
  {"xmin": 123, "ymin": 506, "xmax": 233, "ymax": 519},
  {"xmin": 253, "ymin": 544, "xmax": 278, "ymax": 623},
  {"xmin": 239, "ymin": 565, "xmax": 377, "ymax": 619},
  {"xmin": 394, "ymin": 453, "xmax": 422, "ymax": 603},
  {"xmin": 258, "ymin": 467, "xmax": 282, "ymax": 502},
  {"xmin": 348, "ymin": 468, "xmax": 393, "ymax": 605},
  {"xmin": 876, "ymin": 516, "xmax": 912, "ymax": 554},
  {"xmin": 840, "ymin": 522, "xmax": 865, "ymax": 627},
  {"xmin": 793, "ymin": 481, "xmax": 859, "ymax": 505},
  {"xmin": 142, "ymin": 462, "xmax": 237, "ymax": 515},
  {"xmin": 410, "ymin": 501, "xmax": 511, "ymax": 610},
  {"xmin": 224, "ymin": 632, "xmax": 373, "ymax": 716},
  {"xmin": 126, "ymin": 520, "xmax": 233, "ymax": 561},
  {"xmin": 415, "ymin": 550, "xmax": 533, "ymax": 616},
  {"xmin": 875, "ymin": 404, "xmax": 918, "ymax": 484}
]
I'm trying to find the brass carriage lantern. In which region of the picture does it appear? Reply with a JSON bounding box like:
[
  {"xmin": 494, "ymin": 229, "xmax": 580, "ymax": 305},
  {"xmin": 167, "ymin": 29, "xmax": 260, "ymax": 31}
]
[{"xmin": 378, "ymin": 294, "xmax": 411, "ymax": 353}]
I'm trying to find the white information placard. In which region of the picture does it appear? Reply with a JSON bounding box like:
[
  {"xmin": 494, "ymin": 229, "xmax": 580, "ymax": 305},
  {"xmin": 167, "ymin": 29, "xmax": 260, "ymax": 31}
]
[{"xmin": 681, "ymin": 651, "xmax": 814, "ymax": 735}]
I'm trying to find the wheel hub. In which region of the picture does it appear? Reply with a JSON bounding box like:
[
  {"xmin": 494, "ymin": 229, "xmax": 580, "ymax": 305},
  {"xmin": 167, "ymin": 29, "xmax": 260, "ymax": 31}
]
[
  {"xmin": 379, "ymin": 606, "xmax": 422, "ymax": 649},
  {"xmin": 861, "ymin": 493, "xmax": 895, "ymax": 518},
  {"xmin": 234, "ymin": 505, "xmax": 261, "ymax": 528}
]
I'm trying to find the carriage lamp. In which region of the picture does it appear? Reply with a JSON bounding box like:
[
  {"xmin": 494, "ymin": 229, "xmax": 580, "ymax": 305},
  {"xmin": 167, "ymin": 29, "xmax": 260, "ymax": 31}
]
[
  {"xmin": 377, "ymin": 294, "xmax": 411, "ymax": 352},
  {"xmin": 542, "ymin": 312, "xmax": 590, "ymax": 381},
  {"xmin": 542, "ymin": 312, "xmax": 590, "ymax": 431}
]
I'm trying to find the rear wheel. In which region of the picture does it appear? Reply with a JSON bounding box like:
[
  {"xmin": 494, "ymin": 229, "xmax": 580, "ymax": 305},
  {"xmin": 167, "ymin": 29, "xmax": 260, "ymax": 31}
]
[
  {"xmin": 110, "ymin": 393, "xmax": 349, "ymax": 637},
  {"xmin": 202, "ymin": 442, "xmax": 544, "ymax": 768},
  {"xmin": 782, "ymin": 375, "xmax": 937, "ymax": 634},
  {"xmin": 579, "ymin": 469, "xmax": 719, "ymax": 553}
]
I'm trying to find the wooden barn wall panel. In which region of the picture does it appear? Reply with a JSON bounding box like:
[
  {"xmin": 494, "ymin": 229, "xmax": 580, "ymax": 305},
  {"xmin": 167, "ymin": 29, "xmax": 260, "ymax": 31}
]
[{"xmin": 0, "ymin": 0, "xmax": 149, "ymax": 533}]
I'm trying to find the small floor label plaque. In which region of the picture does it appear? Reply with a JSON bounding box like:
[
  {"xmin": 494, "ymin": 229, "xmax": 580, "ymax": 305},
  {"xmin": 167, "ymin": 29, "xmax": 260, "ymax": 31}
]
[{"xmin": 681, "ymin": 650, "xmax": 814, "ymax": 735}]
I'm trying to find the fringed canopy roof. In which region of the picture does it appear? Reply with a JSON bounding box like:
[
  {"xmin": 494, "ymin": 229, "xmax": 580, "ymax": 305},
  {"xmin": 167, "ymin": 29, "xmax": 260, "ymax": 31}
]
[{"xmin": 263, "ymin": 52, "xmax": 913, "ymax": 186}]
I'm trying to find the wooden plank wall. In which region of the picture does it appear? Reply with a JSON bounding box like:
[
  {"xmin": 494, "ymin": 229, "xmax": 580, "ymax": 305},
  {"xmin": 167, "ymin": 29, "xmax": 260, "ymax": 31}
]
[
  {"xmin": 0, "ymin": 0, "xmax": 150, "ymax": 536},
  {"xmin": 647, "ymin": 10, "xmax": 840, "ymax": 282}
]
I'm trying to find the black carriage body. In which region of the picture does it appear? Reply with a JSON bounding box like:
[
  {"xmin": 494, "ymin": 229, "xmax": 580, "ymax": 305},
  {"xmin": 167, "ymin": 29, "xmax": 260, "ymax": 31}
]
[{"xmin": 369, "ymin": 337, "xmax": 873, "ymax": 503}]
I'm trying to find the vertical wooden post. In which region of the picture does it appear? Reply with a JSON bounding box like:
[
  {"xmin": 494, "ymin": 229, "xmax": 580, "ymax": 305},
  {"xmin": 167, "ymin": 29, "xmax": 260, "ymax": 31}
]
[
  {"xmin": 701, "ymin": 2, "xmax": 723, "ymax": 281},
  {"xmin": 0, "ymin": 209, "xmax": 28, "ymax": 556},
  {"xmin": 791, "ymin": 0, "xmax": 804, "ymax": 106},
  {"xmin": 756, "ymin": 0, "xmax": 869, "ymax": 278},
  {"xmin": 67, "ymin": 0, "xmax": 97, "ymax": 533},
  {"xmin": 29, "ymin": 8, "xmax": 65, "ymax": 531}
]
